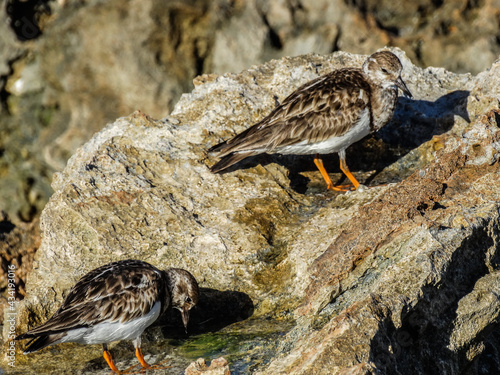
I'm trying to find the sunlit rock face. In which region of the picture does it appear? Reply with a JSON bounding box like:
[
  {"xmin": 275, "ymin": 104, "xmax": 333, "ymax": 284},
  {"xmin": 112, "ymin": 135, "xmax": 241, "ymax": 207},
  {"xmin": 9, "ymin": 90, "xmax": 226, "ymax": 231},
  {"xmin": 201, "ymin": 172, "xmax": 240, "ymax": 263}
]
[{"xmin": 7, "ymin": 48, "xmax": 500, "ymax": 374}]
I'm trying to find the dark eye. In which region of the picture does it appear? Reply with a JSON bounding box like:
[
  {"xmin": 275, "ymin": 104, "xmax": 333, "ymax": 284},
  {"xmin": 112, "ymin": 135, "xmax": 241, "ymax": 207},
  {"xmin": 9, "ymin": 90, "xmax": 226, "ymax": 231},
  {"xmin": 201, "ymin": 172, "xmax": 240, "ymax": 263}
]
[
  {"xmin": 186, "ymin": 296, "xmax": 192, "ymax": 303},
  {"xmin": 381, "ymin": 68, "xmax": 389, "ymax": 73}
]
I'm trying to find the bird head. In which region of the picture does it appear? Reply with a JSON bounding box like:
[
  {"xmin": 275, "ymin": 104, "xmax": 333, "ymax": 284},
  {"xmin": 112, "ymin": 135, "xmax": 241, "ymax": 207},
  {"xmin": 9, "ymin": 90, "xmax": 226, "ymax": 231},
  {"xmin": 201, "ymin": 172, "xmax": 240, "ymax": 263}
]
[
  {"xmin": 363, "ymin": 51, "xmax": 413, "ymax": 98},
  {"xmin": 165, "ymin": 268, "xmax": 199, "ymax": 332}
]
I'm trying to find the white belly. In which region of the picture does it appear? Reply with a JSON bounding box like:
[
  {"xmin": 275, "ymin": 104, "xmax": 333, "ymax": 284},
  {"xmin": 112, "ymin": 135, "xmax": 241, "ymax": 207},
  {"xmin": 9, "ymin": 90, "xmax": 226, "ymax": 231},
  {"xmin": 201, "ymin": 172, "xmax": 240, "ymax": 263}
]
[
  {"xmin": 59, "ymin": 301, "xmax": 161, "ymax": 345},
  {"xmin": 274, "ymin": 109, "xmax": 371, "ymax": 155}
]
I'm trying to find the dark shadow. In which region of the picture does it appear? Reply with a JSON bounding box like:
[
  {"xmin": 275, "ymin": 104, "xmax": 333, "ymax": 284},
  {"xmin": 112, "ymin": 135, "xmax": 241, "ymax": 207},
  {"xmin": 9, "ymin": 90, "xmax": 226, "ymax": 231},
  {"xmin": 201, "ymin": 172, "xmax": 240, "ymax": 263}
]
[
  {"xmin": 0, "ymin": 215, "xmax": 16, "ymax": 239},
  {"xmin": 6, "ymin": 0, "xmax": 52, "ymax": 41},
  {"xmin": 155, "ymin": 288, "xmax": 254, "ymax": 338},
  {"xmin": 212, "ymin": 90, "xmax": 470, "ymax": 193},
  {"xmin": 368, "ymin": 223, "xmax": 499, "ymax": 374},
  {"xmin": 378, "ymin": 89, "xmax": 470, "ymax": 147},
  {"xmin": 471, "ymin": 329, "xmax": 500, "ymax": 375}
]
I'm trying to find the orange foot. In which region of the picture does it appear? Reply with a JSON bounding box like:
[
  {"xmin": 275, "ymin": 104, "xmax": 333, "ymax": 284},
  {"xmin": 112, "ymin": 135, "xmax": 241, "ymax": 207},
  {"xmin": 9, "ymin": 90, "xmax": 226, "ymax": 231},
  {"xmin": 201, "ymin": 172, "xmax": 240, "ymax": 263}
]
[
  {"xmin": 328, "ymin": 183, "xmax": 356, "ymax": 192},
  {"xmin": 313, "ymin": 155, "xmax": 359, "ymax": 192},
  {"xmin": 103, "ymin": 348, "xmax": 170, "ymax": 374},
  {"xmin": 129, "ymin": 347, "xmax": 171, "ymax": 373}
]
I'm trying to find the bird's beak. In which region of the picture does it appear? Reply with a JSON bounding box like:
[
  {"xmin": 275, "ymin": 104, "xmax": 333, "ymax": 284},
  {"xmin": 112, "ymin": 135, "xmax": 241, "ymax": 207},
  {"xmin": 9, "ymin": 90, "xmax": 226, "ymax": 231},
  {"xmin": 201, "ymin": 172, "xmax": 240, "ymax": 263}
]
[
  {"xmin": 396, "ymin": 76, "xmax": 412, "ymax": 98},
  {"xmin": 181, "ymin": 306, "xmax": 190, "ymax": 333}
]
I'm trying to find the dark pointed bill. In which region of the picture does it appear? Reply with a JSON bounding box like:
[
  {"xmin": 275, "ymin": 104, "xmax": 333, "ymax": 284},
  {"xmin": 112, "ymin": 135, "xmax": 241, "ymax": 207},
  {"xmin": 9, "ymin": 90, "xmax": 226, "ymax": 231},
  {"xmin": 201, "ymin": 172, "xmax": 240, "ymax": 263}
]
[
  {"xmin": 181, "ymin": 306, "xmax": 190, "ymax": 333},
  {"xmin": 396, "ymin": 76, "xmax": 412, "ymax": 98}
]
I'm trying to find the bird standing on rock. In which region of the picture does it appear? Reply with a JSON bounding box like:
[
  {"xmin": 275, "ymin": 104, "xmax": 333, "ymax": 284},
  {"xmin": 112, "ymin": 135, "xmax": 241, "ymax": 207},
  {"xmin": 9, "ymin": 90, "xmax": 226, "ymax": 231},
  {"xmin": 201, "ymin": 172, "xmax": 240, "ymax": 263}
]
[
  {"xmin": 16, "ymin": 259, "xmax": 199, "ymax": 374},
  {"xmin": 209, "ymin": 50, "xmax": 412, "ymax": 191}
]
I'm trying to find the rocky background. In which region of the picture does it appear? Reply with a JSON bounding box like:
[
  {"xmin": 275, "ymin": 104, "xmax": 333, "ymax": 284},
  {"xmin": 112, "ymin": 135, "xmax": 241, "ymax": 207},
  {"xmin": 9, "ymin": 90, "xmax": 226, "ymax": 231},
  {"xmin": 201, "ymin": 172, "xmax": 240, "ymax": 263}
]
[{"xmin": 1, "ymin": 0, "xmax": 500, "ymax": 374}]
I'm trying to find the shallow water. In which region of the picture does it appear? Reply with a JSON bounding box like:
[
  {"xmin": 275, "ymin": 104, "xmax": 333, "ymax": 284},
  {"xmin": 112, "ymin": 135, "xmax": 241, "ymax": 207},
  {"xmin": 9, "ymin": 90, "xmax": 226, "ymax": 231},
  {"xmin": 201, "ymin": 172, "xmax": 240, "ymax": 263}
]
[{"xmin": 6, "ymin": 318, "xmax": 294, "ymax": 374}]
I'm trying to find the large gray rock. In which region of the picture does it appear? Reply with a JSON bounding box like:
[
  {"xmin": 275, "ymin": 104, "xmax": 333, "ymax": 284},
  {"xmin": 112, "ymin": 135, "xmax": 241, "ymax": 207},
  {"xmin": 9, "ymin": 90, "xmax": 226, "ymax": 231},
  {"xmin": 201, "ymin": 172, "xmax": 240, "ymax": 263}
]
[
  {"xmin": 4, "ymin": 48, "xmax": 500, "ymax": 373},
  {"xmin": 2, "ymin": 0, "xmax": 500, "ymax": 225}
]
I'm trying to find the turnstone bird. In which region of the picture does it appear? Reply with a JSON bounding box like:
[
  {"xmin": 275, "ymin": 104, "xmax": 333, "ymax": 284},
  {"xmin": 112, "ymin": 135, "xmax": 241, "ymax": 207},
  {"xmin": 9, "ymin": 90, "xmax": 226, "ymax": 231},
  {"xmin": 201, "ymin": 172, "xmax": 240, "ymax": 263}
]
[
  {"xmin": 15, "ymin": 259, "xmax": 199, "ymax": 373},
  {"xmin": 209, "ymin": 50, "xmax": 412, "ymax": 191}
]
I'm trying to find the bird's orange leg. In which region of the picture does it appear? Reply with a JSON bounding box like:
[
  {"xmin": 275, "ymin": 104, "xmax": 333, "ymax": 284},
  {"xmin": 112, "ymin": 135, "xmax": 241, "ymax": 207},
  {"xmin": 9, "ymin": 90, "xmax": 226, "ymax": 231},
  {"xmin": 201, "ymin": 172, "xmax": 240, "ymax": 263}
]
[
  {"xmin": 135, "ymin": 347, "xmax": 150, "ymax": 369},
  {"xmin": 339, "ymin": 155, "xmax": 360, "ymax": 190},
  {"xmin": 103, "ymin": 348, "xmax": 121, "ymax": 374},
  {"xmin": 313, "ymin": 155, "xmax": 353, "ymax": 191}
]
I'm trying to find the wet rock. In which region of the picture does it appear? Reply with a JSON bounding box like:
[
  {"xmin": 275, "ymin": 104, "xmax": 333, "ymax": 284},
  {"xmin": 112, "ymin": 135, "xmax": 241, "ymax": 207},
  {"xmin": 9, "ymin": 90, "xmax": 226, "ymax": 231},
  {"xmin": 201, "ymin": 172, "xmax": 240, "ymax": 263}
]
[{"xmin": 4, "ymin": 48, "xmax": 500, "ymax": 373}]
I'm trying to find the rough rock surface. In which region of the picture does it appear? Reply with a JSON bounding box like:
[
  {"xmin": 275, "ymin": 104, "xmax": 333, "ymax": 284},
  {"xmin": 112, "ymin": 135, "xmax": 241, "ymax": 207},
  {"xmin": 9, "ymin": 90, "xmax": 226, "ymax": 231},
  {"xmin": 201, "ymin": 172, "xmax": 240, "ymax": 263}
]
[
  {"xmin": 2, "ymin": 0, "xmax": 500, "ymax": 224},
  {"xmin": 185, "ymin": 357, "xmax": 231, "ymax": 375},
  {"xmin": 2, "ymin": 1, "xmax": 500, "ymax": 322},
  {"xmin": 0, "ymin": 213, "xmax": 40, "ymax": 321},
  {"xmin": 4, "ymin": 48, "xmax": 500, "ymax": 373}
]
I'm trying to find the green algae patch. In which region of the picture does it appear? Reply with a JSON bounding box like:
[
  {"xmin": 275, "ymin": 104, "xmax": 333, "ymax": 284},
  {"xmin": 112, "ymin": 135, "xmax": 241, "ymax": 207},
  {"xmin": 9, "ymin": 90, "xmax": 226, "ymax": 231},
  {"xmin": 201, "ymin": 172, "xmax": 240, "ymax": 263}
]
[{"xmin": 178, "ymin": 318, "xmax": 295, "ymax": 373}]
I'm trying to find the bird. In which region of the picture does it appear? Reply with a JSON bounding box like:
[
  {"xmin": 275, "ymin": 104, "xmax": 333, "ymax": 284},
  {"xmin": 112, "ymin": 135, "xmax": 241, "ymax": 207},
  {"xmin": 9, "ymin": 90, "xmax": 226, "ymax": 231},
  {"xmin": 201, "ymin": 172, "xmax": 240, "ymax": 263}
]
[
  {"xmin": 15, "ymin": 259, "xmax": 200, "ymax": 374},
  {"xmin": 209, "ymin": 50, "xmax": 412, "ymax": 191}
]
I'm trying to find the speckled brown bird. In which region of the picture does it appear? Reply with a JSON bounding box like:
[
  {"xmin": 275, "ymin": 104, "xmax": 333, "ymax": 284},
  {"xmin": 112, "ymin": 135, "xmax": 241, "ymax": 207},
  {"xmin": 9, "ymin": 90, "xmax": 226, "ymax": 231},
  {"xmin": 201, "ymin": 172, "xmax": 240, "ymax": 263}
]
[
  {"xmin": 209, "ymin": 50, "xmax": 412, "ymax": 191},
  {"xmin": 15, "ymin": 259, "xmax": 199, "ymax": 374}
]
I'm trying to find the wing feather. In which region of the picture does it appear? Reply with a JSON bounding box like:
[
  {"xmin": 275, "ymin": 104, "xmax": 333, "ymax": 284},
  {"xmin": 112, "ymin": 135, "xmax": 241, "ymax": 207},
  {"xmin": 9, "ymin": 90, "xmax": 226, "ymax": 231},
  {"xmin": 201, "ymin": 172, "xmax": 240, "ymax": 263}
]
[
  {"xmin": 210, "ymin": 68, "xmax": 372, "ymax": 156},
  {"xmin": 19, "ymin": 260, "xmax": 167, "ymax": 337}
]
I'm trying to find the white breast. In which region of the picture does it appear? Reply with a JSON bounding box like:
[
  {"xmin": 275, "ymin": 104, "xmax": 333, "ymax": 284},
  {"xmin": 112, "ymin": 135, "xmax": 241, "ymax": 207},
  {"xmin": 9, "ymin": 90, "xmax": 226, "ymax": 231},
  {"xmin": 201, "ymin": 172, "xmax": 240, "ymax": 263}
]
[{"xmin": 59, "ymin": 301, "xmax": 161, "ymax": 345}]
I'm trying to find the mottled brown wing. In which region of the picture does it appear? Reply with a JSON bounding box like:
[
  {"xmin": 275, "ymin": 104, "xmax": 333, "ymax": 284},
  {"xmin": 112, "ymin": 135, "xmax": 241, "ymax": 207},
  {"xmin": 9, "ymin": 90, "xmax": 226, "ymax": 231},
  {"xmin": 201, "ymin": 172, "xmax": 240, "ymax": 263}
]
[
  {"xmin": 211, "ymin": 68, "xmax": 372, "ymax": 156},
  {"xmin": 21, "ymin": 260, "xmax": 166, "ymax": 337}
]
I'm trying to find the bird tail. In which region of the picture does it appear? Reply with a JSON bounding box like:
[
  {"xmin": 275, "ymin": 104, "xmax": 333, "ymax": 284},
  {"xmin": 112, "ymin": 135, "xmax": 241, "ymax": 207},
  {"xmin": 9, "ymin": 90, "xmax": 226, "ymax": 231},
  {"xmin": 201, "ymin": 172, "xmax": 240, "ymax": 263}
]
[
  {"xmin": 210, "ymin": 152, "xmax": 255, "ymax": 173},
  {"xmin": 16, "ymin": 332, "xmax": 66, "ymax": 354},
  {"xmin": 208, "ymin": 140, "xmax": 228, "ymax": 154}
]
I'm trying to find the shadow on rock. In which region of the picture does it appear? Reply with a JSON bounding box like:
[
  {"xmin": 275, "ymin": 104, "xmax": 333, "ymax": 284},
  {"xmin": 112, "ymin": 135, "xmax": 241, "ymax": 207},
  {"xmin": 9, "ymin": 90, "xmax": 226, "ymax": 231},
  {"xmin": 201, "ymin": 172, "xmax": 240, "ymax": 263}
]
[
  {"xmin": 379, "ymin": 89, "xmax": 470, "ymax": 147},
  {"xmin": 155, "ymin": 288, "xmax": 254, "ymax": 338},
  {"xmin": 211, "ymin": 90, "xmax": 470, "ymax": 193},
  {"xmin": 368, "ymin": 224, "xmax": 497, "ymax": 374}
]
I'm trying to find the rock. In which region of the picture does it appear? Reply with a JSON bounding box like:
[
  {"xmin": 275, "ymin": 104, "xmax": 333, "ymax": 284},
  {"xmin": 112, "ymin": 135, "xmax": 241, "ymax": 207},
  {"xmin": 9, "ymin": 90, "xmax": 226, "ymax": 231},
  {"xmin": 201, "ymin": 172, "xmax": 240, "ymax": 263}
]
[
  {"xmin": 2, "ymin": 1, "xmax": 500, "ymax": 288},
  {"xmin": 2, "ymin": 0, "xmax": 499, "ymax": 220},
  {"xmin": 185, "ymin": 357, "xmax": 231, "ymax": 375},
  {"xmin": 5, "ymin": 47, "xmax": 500, "ymax": 373},
  {"xmin": 0, "ymin": 4, "xmax": 25, "ymax": 78},
  {"xmin": 0, "ymin": 212, "xmax": 40, "ymax": 323},
  {"xmin": 0, "ymin": 2, "xmax": 51, "ymax": 224}
]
